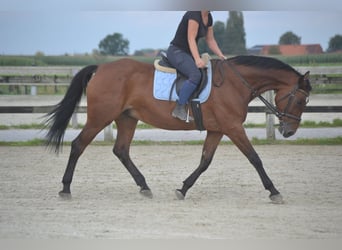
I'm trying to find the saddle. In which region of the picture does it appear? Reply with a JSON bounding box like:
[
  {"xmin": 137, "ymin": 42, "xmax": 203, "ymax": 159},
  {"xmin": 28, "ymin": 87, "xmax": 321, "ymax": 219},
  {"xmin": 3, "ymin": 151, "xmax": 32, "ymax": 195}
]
[
  {"xmin": 154, "ymin": 52, "xmax": 210, "ymax": 99},
  {"xmin": 154, "ymin": 52, "xmax": 211, "ymax": 131}
]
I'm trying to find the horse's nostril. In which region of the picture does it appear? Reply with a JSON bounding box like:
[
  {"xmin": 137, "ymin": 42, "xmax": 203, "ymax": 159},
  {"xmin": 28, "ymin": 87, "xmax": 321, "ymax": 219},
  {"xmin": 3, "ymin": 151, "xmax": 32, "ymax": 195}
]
[{"xmin": 284, "ymin": 131, "xmax": 295, "ymax": 138}]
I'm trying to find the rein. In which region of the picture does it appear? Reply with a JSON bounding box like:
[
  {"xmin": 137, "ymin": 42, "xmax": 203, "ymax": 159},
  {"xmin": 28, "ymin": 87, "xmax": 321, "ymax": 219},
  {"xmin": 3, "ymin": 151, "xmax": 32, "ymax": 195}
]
[{"xmin": 222, "ymin": 60, "xmax": 306, "ymax": 122}]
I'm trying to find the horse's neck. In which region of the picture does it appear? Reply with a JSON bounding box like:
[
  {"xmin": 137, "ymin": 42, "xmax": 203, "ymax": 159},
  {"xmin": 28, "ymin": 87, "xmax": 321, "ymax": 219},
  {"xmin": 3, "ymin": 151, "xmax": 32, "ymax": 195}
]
[{"xmin": 245, "ymin": 70, "xmax": 294, "ymax": 96}]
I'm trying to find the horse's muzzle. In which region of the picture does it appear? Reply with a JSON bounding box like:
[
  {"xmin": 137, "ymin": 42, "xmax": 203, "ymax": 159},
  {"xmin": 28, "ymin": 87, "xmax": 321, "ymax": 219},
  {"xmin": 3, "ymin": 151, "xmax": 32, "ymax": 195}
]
[{"xmin": 278, "ymin": 121, "xmax": 295, "ymax": 138}]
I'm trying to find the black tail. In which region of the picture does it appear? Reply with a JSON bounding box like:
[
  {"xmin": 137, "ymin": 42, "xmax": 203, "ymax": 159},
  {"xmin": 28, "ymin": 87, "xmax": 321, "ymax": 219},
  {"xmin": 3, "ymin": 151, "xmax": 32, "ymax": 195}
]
[{"xmin": 44, "ymin": 65, "xmax": 98, "ymax": 153}]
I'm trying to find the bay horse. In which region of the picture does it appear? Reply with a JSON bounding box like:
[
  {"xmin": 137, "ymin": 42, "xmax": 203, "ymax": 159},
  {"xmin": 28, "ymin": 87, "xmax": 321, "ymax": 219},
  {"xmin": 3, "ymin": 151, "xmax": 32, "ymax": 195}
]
[{"xmin": 45, "ymin": 55, "xmax": 311, "ymax": 204}]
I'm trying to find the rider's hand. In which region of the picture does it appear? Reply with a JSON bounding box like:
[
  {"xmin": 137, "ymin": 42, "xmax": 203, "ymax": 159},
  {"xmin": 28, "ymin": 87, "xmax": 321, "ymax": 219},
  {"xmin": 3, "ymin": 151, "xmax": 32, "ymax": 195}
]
[{"xmin": 195, "ymin": 58, "xmax": 206, "ymax": 68}]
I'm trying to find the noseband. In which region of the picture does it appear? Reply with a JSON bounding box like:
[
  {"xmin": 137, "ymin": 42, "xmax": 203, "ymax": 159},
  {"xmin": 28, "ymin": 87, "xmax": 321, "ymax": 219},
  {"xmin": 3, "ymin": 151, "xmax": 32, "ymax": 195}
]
[{"xmin": 224, "ymin": 60, "xmax": 309, "ymax": 122}]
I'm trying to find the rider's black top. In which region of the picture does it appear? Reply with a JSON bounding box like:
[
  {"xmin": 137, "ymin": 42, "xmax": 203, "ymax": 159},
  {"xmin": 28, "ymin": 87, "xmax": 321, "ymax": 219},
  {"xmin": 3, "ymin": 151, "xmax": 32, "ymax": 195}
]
[{"xmin": 170, "ymin": 11, "xmax": 213, "ymax": 55}]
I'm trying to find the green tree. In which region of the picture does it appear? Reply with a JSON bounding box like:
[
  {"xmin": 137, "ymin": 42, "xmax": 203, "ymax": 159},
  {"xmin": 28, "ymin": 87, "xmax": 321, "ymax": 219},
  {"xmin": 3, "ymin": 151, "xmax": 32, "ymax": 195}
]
[
  {"xmin": 198, "ymin": 21, "xmax": 225, "ymax": 55},
  {"xmin": 98, "ymin": 33, "xmax": 129, "ymax": 56},
  {"xmin": 327, "ymin": 34, "xmax": 342, "ymax": 52},
  {"xmin": 223, "ymin": 11, "xmax": 246, "ymax": 55},
  {"xmin": 279, "ymin": 31, "xmax": 301, "ymax": 45},
  {"xmin": 213, "ymin": 21, "xmax": 225, "ymax": 50}
]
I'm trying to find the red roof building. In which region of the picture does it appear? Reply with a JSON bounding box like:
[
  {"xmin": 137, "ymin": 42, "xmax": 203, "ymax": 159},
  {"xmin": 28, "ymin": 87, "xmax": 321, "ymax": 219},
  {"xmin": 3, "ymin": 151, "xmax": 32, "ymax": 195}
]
[{"xmin": 248, "ymin": 44, "xmax": 323, "ymax": 56}]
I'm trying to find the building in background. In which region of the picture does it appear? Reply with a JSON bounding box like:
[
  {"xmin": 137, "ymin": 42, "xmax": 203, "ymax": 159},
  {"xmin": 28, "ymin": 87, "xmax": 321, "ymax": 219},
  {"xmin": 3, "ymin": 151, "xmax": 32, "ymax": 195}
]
[{"xmin": 248, "ymin": 44, "xmax": 323, "ymax": 56}]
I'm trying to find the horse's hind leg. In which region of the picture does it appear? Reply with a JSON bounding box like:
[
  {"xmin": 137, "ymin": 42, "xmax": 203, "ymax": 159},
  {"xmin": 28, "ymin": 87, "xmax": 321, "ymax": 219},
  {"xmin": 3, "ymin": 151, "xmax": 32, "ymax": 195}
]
[
  {"xmin": 176, "ymin": 131, "xmax": 223, "ymax": 199},
  {"xmin": 59, "ymin": 123, "xmax": 104, "ymax": 198},
  {"xmin": 113, "ymin": 114, "xmax": 152, "ymax": 198}
]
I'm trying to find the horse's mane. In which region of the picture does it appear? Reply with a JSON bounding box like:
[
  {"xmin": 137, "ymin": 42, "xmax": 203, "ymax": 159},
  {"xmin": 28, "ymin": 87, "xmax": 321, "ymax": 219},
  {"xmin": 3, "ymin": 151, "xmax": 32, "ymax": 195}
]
[{"xmin": 229, "ymin": 55, "xmax": 301, "ymax": 76}]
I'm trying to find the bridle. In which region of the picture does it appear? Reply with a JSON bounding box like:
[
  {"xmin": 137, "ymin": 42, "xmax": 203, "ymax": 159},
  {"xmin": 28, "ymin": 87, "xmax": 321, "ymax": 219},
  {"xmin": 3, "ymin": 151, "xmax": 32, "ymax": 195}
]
[
  {"xmin": 272, "ymin": 85, "xmax": 309, "ymax": 122},
  {"xmin": 220, "ymin": 60, "xmax": 310, "ymax": 122}
]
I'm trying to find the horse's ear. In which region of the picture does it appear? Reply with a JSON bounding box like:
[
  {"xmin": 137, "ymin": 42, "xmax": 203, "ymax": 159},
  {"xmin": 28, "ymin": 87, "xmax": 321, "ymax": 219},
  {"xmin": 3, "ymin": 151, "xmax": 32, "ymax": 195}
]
[
  {"xmin": 302, "ymin": 71, "xmax": 312, "ymax": 91},
  {"xmin": 304, "ymin": 71, "xmax": 310, "ymax": 80}
]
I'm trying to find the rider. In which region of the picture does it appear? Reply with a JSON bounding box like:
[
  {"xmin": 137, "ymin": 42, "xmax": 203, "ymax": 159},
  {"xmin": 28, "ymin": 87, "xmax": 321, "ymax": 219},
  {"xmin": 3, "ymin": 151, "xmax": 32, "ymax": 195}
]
[{"xmin": 167, "ymin": 11, "xmax": 226, "ymax": 121}]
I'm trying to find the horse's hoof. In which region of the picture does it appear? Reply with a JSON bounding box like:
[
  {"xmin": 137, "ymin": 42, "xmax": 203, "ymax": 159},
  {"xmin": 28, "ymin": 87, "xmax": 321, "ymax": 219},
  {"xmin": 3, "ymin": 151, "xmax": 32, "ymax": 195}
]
[
  {"xmin": 269, "ymin": 193, "xmax": 284, "ymax": 204},
  {"xmin": 59, "ymin": 191, "xmax": 72, "ymax": 200},
  {"xmin": 175, "ymin": 189, "xmax": 185, "ymax": 200},
  {"xmin": 140, "ymin": 189, "xmax": 153, "ymax": 199}
]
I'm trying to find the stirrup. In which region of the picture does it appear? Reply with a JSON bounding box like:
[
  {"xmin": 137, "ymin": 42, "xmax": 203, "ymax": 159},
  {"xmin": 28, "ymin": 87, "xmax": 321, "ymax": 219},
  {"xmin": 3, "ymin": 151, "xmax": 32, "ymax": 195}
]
[
  {"xmin": 185, "ymin": 107, "xmax": 191, "ymax": 123},
  {"xmin": 184, "ymin": 106, "xmax": 194, "ymax": 122},
  {"xmin": 172, "ymin": 104, "xmax": 193, "ymax": 122}
]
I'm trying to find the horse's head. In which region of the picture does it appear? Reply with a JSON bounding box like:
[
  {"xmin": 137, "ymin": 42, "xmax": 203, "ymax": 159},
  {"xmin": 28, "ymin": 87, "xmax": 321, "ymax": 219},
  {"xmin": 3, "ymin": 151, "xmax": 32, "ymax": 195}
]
[{"xmin": 275, "ymin": 71, "xmax": 312, "ymax": 138}]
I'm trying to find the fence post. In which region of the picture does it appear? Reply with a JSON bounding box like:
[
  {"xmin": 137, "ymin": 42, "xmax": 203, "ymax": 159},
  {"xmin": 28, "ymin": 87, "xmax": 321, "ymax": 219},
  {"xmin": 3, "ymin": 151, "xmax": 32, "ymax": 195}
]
[
  {"xmin": 70, "ymin": 69, "xmax": 79, "ymax": 129},
  {"xmin": 71, "ymin": 113, "xmax": 78, "ymax": 128},
  {"xmin": 30, "ymin": 86, "xmax": 37, "ymax": 96},
  {"xmin": 265, "ymin": 91, "xmax": 275, "ymax": 140},
  {"xmin": 104, "ymin": 123, "xmax": 114, "ymax": 141}
]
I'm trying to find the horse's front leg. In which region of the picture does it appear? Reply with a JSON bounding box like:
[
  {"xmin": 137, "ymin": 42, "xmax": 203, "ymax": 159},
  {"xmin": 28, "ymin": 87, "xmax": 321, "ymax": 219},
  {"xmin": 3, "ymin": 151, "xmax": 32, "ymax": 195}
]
[
  {"xmin": 175, "ymin": 131, "xmax": 223, "ymax": 199},
  {"xmin": 227, "ymin": 126, "xmax": 284, "ymax": 204}
]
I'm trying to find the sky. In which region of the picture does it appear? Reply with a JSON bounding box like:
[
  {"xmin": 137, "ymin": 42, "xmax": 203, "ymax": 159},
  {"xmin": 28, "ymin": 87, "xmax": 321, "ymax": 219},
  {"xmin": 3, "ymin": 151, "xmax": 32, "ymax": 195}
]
[{"xmin": 1, "ymin": 1, "xmax": 341, "ymax": 55}]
